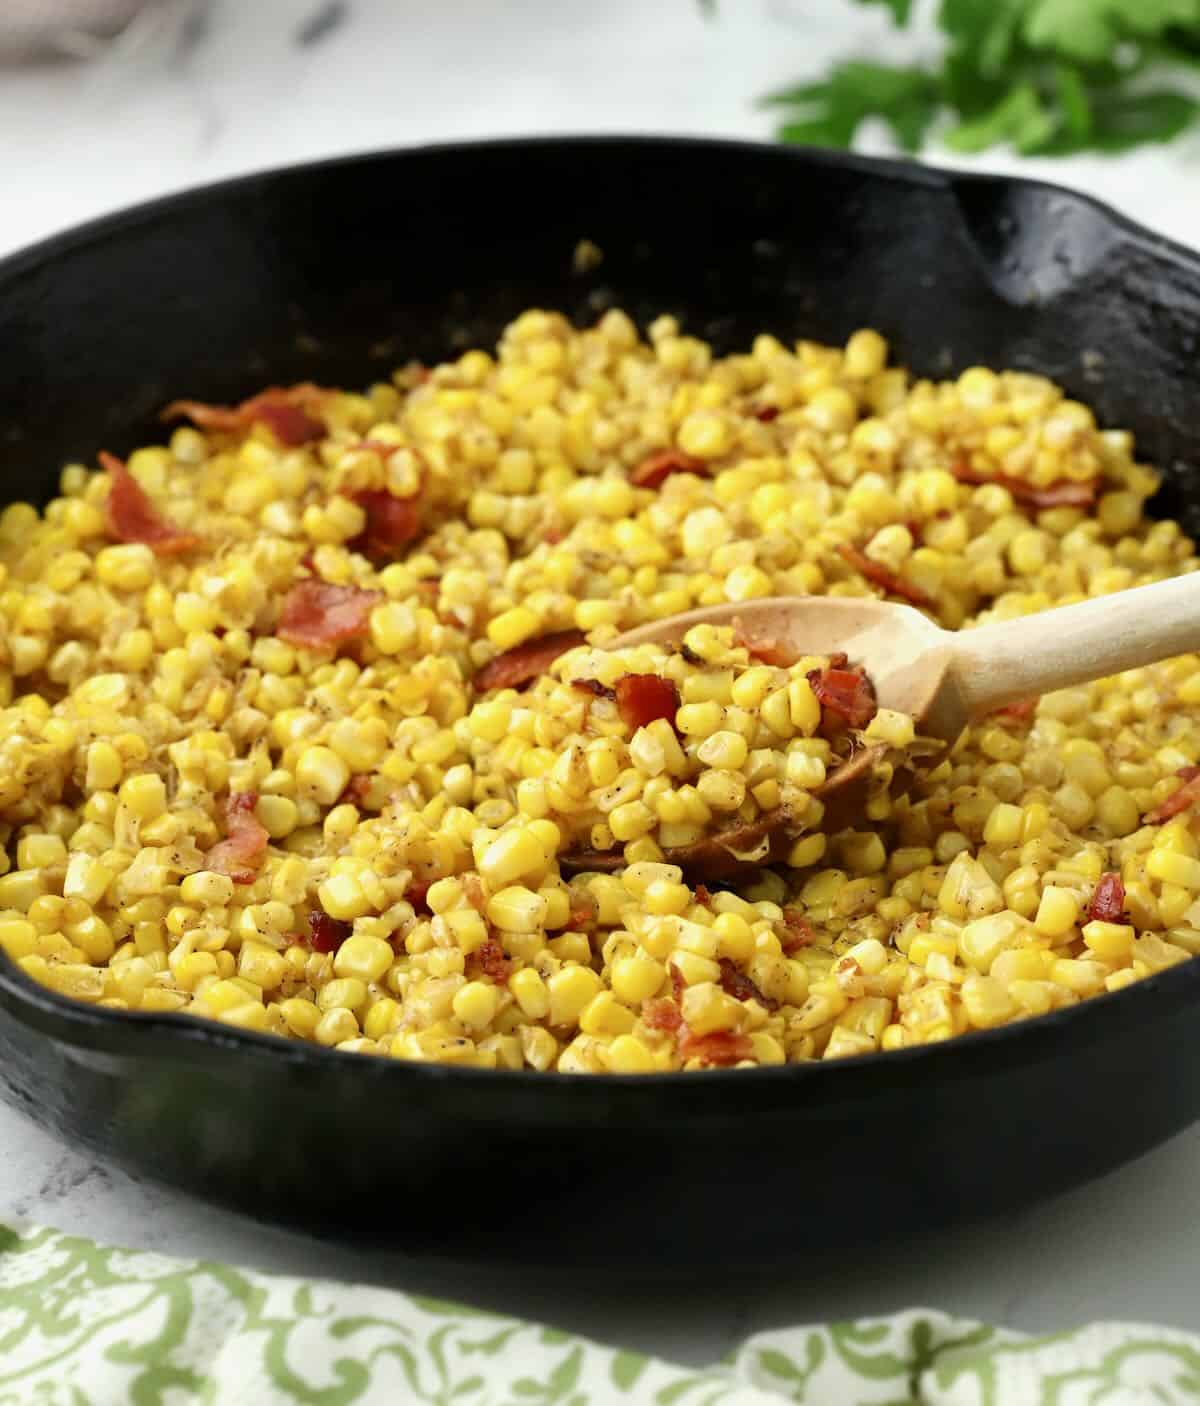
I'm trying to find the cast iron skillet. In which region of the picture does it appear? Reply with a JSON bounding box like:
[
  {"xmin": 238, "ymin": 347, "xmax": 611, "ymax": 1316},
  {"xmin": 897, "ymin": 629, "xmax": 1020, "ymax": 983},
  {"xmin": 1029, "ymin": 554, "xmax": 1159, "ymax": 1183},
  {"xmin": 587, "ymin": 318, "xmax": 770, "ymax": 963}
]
[{"xmin": 1, "ymin": 137, "xmax": 1199, "ymax": 1265}]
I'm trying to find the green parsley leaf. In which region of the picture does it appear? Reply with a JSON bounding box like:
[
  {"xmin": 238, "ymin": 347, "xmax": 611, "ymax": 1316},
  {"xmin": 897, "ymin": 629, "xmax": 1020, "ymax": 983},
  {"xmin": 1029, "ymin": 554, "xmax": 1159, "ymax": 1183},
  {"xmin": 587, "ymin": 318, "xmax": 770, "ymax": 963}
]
[
  {"xmin": 1023, "ymin": 0, "xmax": 1200, "ymax": 65},
  {"xmin": 768, "ymin": 61, "xmax": 941, "ymax": 151},
  {"xmin": 737, "ymin": 0, "xmax": 1200, "ymax": 156},
  {"xmin": 944, "ymin": 81, "xmax": 1057, "ymax": 152}
]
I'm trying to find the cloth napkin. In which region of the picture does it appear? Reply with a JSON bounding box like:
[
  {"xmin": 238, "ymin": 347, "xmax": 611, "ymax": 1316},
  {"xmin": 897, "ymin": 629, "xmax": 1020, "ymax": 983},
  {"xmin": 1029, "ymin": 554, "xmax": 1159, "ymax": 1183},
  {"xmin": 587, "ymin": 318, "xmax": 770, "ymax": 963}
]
[{"xmin": 1, "ymin": 1222, "xmax": 1196, "ymax": 1404}]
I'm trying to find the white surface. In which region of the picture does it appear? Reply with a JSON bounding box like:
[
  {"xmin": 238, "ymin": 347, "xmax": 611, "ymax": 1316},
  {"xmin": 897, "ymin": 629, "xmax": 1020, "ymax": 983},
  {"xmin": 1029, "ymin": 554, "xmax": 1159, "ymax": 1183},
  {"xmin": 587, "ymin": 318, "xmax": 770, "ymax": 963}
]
[{"xmin": 2, "ymin": 0, "xmax": 1200, "ymax": 1365}]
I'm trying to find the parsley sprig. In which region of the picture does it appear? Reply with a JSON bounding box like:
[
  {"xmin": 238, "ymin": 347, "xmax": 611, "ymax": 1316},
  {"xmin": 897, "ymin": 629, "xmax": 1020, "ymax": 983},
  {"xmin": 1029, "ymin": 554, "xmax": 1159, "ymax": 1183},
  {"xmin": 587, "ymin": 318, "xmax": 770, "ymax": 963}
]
[{"xmin": 752, "ymin": 0, "xmax": 1200, "ymax": 156}]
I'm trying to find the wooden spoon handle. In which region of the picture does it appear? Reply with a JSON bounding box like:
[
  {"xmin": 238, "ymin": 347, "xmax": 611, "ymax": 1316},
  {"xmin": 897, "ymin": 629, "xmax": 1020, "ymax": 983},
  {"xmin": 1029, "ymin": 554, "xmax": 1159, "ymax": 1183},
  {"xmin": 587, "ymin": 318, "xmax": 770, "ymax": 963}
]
[{"xmin": 947, "ymin": 571, "xmax": 1200, "ymax": 718}]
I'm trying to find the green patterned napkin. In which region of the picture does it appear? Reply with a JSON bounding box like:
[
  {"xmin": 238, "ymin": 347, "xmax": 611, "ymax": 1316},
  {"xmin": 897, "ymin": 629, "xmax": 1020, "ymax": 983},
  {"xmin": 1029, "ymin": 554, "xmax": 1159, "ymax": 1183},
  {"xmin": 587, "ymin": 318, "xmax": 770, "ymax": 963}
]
[{"xmin": 2, "ymin": 1222, "xmax": 1198, "ymax": 1403}]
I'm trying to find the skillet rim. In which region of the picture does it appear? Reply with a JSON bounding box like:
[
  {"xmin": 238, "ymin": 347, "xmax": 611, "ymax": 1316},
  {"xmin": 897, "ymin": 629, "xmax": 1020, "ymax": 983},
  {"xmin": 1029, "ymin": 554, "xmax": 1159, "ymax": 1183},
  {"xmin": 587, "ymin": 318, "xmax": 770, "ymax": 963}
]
[{"xmin": 2, "ymin": 131, "xmax": 1199, "ymax": 1098}]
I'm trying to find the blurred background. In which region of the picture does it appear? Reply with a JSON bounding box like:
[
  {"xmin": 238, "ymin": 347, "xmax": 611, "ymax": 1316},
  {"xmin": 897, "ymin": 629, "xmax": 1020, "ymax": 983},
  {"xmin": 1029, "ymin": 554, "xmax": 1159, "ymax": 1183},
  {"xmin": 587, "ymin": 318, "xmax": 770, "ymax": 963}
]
[{"xmin": 2, "ymin": 0, "xmax": 1198, "ymax": 261}]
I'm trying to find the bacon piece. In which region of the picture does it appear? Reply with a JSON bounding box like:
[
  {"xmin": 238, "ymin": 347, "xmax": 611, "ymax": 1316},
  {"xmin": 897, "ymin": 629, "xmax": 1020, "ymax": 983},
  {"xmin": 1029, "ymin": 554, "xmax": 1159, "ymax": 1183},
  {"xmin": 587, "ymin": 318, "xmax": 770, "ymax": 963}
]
[
  {"xmin": 562, "ymin": 894, "xmax": 597, "ymax": 930},
  {"xmin": 277, "ymin": 579, "xmax": 382, "ymax": 649},
  {"xmin": 614, "ymin": 674, "xmax": 680, "ymax": 731},
  {"xmin": 994, "ymin": 698, "xmax": 1038, "ymax": 723},
  {"xmin": 349, "ymin": 490, "xmax": 422, "ymax": 559},
  {"xmin": 1144, "ymin": 766, "xmax": 1200, "ymax": 824},
  {"xmin": 779, "ymin": 908, "xmax": 816, "ymax": 953},
  {"xmin": 163, "ymin": 383, "xmax": 329, "ymax": 447},
  {"xmin": 642, "ymin": 998, "xmax": 682, "ymax": 1033},
  {"xmin": 807, "ymin": 664, "xmax": 878, "ymax": 730},
  {"xmin": 837, "ymin": 543, "xmax": 931, "ymax": 608},
  {"xmin": 571, "ymin": 678, "xmax": 617, "ymax": 701},
  {"xmin": 905, "ymin": 519, "xmax": 924, "ymax": 546},
  {"xmin": 952, "ymin": 461, "xmax": 1097, "ymax": 510},
  {"xmin": 406, "ymin": 879, "xmax": 433, "ymax": 915},
  {"xmin": 1087, "ymin": 873, "xmax": 1127, "ymax": 925},
  {"xmin": 464, "ymin": 874, "xmax": 487, "ymax": 914},
  {"xmin": 630, "ymin": 449, "xmax": 708, "ymax": 490},
  {"xmin": 718, "ymin": 957, "xmax": 778, "ymax": 1011},
  {"xmin": 100, "ymin": 451, "xmax": 201, "ymax": 556},
  {"xmin": 473, "ymin": 629, "xmax": 587, "ymax": 693},
  {"xmin": 206, "ymin": 792, "xmax": 269, "ymax": 883},
  {"xmin": 677, "ymin": 1028, "xmax": 755, "ymax": 1066},
  {"xmin": 309, "ymin": 909, "xmax": 352, "ymax": 954},
  {"xmin": 474, "ymin": 938, "xmax": 512, "ymax": 982},
  {"xmin": 338, "ymin": 774, "xmax": 374, "ymax": 808},
  {"xmin": 693, "ymin": 884, "xmax": 713, "ymax": 908},
  {"xmin": 732, "ymin": 623, "xmax": 800, "ymax": 668},
  {"xmin": 669, "ymin": 963, "xmax": 685, "ymax": 1005},
  {"xmin": 752, "ymin": 404, "xmax": 780, "ymax": 423}
]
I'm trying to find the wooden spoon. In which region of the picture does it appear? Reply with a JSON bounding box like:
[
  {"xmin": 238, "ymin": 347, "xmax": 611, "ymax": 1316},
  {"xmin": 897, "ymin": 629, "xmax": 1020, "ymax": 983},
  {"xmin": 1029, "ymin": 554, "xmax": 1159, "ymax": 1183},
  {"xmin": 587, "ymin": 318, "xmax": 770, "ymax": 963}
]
[{"xmin": 560, "ymin": 574, "xmax": 1200, "ymax": 880}]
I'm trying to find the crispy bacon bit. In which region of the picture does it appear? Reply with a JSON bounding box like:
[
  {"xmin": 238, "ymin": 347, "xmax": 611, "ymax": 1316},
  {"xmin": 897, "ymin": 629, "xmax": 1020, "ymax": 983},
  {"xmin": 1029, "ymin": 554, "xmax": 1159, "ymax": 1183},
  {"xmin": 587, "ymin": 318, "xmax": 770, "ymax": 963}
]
[
  {"xmin": 206, "ymin": 792, "xmax": 269, "ymax": 883},
  {"xmin": 544, "ymin": 526, "xmax": 565, "ymax": 545},
  {"xmin": 837, "ymin": 543, "xmax": 932, "ymax": 608},
  {"xmin": 642, "ymin": 998, "xmax": 683, "ymax": 1033},
  {"xmin": 474, "ymin": 628, "xmax": 587, "ymax": 693},
  {"xmin": 732, "ymin": 623, "xmax": 800, "ymax": 668},
  {"xmin": 694, "ymin": 884, "xmax": 713, "ymax": 908},
  {"xmin": 571, "ymin": 678, "xmax": 617, "ymax": 701},
  {"xmin": 669, "ymin": 963, "xmax": 685, "ymax": 1005},
  {"xmin": 475, "ymin": 938, "xmax": 512, "ymax": 982},
  {"xmin": 807, "ymin": 664, "xmax": 878, "ymax": 730},
  {"xmin": 630, "ymin": 449, "xmax": 708, "ymax": 490},
  {"xmin": 905, "ymin": 519, "xmax": 924, "ymax": 546},
  {"xmin": 163, "ymin": 383, "xmax": 329, "ymax": 447},
  {"xmin": 677, "ymin": 1028, "xmax": 755, "ymax": 1066},
  {"xmin": 994, "ymin": 698, "xmax": 1038, "ymax": 723},
  {"xmin": 309, "ymin": 909, "xmax": 352, "ymax": 954},
  {"xmin": 752, "ymin": 404, "xmax": 780, "ymax": 422},
  {"xmin": 464, "ymin": 874, "xmax": 487, "ymax": 914},
  {"xmin": 952, "ymin": 461, "xmax": 1097, "ymax": 510},
  {"xmin": 1087, "ymin": 873, "xmax": 1127, "ymax": 925},
  {"xmin": 563, "ymin": 894, "xmax": 598, "ymax": 930},
  {"xmin": 100, "ymin": 451, "xmax": 201, "ymax": 556},
  {"xmin": 277, "ymin": 579, "xmax": 382, "ymax": 649},
  {"xmin": 718, "ymin": 957, "xmax": 778, "ymax": 1011},
  {"xmin": 779, "ymin": 908, "xmax": 816, "ymax": 953},
  {"xmin": 1144, "ymin": 766, "xmax": 1200, "ymax": 824},
  {"xmin": 338, "ymin": 774, "xmax": 374, "ymax": 808},
  {"xmin": 406, "ymin": 880, "xmax": 432, "ymax": 916},
  {"xmin": 349, "ymin": 490, "xmax": 422, "ymax": 559},
  {"xmin": 614, "ymin": 674, "xmax": 680, "ymax": 731}
]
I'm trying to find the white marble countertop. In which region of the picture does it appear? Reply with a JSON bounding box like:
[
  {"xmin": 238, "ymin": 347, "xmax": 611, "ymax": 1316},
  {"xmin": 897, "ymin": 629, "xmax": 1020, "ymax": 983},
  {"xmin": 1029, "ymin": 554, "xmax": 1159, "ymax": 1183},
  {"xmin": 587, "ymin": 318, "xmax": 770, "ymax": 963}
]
[{"xmin": 2, "ymin": 0, "xmax": 1200, "ymax": 1369}]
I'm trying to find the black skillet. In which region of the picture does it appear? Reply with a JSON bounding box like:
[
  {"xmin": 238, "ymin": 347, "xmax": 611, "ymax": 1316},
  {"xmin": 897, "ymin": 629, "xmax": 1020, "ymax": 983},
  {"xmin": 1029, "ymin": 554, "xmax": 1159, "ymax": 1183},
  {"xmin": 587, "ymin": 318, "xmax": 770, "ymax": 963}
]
[{"xmin": 1, "ymin": 137, "xmax": 1199, "ymax": 1264}]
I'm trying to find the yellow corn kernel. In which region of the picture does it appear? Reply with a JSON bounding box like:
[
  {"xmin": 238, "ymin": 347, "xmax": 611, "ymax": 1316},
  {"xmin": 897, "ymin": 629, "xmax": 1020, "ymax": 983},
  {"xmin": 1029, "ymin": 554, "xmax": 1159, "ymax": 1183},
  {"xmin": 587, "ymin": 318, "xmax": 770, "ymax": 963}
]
[
  {"xmin": 509, "ymin": 966, "xmax": 550, "ymax": 1019},
  {"xmin": 334, "ymin": 935, "xmax": 394, "ymax": 983},
  {"xmin": 296, "ymin": 746, "xmax": 351, "ymax": 807},
  {"xmin": 480, "ymin": 828, "xmax": 550, "ymax": 887},
  {"xmin": 487, "ymin": 885, "xmax": 548, "ymax": 932},
  {"xmin": 317, "ymin": 873, "xmax": 372, "ymax": 922},
  {"xmin": 983, "ymin": 803, "xmax": 1023, "ymax": 848},
  {"xmin": 1147, "ymin": 847, "xmax": 1200, "ymax": 890},
  {"xmin": 611, "ymin": 953, "xmax": 666, "ymax": 1005},
  {"xmin": 452, "ymin": 980, "xmax": 500, "ymax": 1030},
  {"xmin": 1034, "ymin": 885, "xmax": 1080, "ymax": 939},
  {"xmin": 1081, "ymin": 920, "xmax": 1135, "ymax": 960},
  {"xmin": 315, "ymin": 1008, "xmax": 360, "ymax": 1046},
  {"xmin": 546, "ymin": 965, "xmax": 604, "ymax": 1027},
  {"xmin": 607, "ymin": 1034, "xmax": 657, "ymax": 1073},
  {"xmin": 487, "ymin": 606, "xmax": 542, "ymax": 650},
  {"xmin": 579, "ymin": 990, "xmax": 637, "ymax": 1037},
  {"xmin": 180, "ymin": 871, "xmax": 236, "ymax": 907}
]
